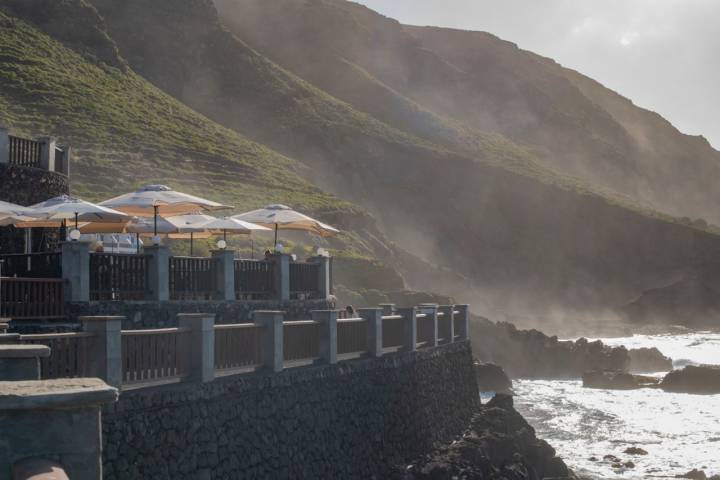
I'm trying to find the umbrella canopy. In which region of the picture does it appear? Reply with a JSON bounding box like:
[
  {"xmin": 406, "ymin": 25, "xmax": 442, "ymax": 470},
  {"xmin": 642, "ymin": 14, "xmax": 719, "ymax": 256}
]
[
  {"xmin": 17, "ymin": 195, "xmax": 131, "ymax": 228},
  {"xmin": 200, "ymin": 217, "xmax": 270, "ymax": 235},
  {"xmin": 99, "ymin": 184, "xmax": 232, "ymax": 217},
  {"xmin": 125, "ymin": 216, "xmax": 179, "ymax": 235},
  {"xmin": 0, "ymin": 201, "xmax": 37, "ymax": 226},
  {"xmin": 232, "ymin": 204, "xmax": 339, "ymax": 244}
]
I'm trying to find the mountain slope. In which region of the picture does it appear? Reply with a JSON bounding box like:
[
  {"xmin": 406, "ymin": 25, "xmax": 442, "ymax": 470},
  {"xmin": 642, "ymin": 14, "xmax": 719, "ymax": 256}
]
[
  {"xmin": 2, "ymin": 0, "xmax": 719, "ymax": 326},
  {"xmin": 216, "ymin": 0, "xmax": 720, "ymax": 226}
]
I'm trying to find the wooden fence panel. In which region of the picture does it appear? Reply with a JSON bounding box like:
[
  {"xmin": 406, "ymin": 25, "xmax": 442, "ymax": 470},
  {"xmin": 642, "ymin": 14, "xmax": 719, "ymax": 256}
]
[
  {"xmin": 0, "ymin": 277, "xmax": 64, "ymax": 319},
  {"xmin": 169, "ymin": 257, "xmax": 218, "ymax": 300},
  {"xmin": 234, "ymin": 260, "xmax": 274, "ymax": 299},
  {"xmin": 289, "ymin": 262, "xmax": 320, "ymax": 299},
  {"xmin": 283, "ymin": 320, "xmax": 320, "ymax": 362},
  {"xmin": 21, "ymin": 332, "xmax": 95, "ymax": 379},
  {"xmin": 214, "ymin": 324, "xmax": 264, "ymax": 370},
  {"xmin": 0, "ymin": 253, "xmax": 61, "ymax": 278},
  {"xmin": 337, "ymin": 318, "xmax": 367, "ymax": 355},
  {"xmin": 90, "ymin": 253, "xmax": 147, "ymax": 301},
  {"xmin": 121, "ymin": 328, "xmax": 191, "ymax": 384},
  {"xmin": 382, "ymin": 315, "xmax": 405, "ymax": 349}
]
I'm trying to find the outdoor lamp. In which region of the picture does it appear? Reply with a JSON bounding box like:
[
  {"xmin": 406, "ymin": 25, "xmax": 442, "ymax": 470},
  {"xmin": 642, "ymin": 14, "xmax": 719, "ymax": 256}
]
[
  {"xmin": 152, "ymin": 235, "xmax": 161, "ymax": 246},
  {"xmin": 217, "ymin": 239, "xmax": 227, "ymax": 250},
  {"xmin": 69, "ymin": 229, "xmax": 81, "ymax": 241},
  {"xmin": 275, "ymin": 243, "xmax": 284, "ymax": 253}
]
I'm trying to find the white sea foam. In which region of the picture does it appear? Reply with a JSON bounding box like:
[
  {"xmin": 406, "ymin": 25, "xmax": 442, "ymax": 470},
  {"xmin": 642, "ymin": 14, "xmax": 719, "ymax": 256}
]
[{"xmin": 511, "ymin": 332, "xmax": 720, "ymax": 479}]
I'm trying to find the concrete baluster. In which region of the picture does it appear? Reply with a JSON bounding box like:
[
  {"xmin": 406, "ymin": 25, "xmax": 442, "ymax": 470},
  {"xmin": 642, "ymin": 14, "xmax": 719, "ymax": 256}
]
[
  {"xmin": 178, "ymin": 313, "xmax": 215, "ymax": 383},
  {"xmin": 61, "ymin": 241, "xmax": 90, "ymax": 302},
  {"xmin": 270, "ymin": 254, "xmax": 290, "ymax": 302},
  {"xmin": 438, "ymin": 305, "xmax": 455, "ymax": 344},
  {"xmin": 39, "ymin": 136, "xmax": 56, "ymax": 172},
  {"xmin": 313, "ymin": 310, "xmax": 338, "ymax": 365},
  {"xmin": 396, "ymin": 307, "xmax": 417, "ymax": 352},
  {"xmin": 454, "ymin": 304, "xmax": 470, "ymax": 340},
  {"xmin": 358, "ymin": 307, "xmax": 383, "ymax": 358},
  {"xmin": 0, "ymin": 344, "xmax": 50, "ymax": 381},
  {"xmin": 0, "ymin": 127, "xmax": 9, "ymax": 165},
  {"xmin": 211, "ymin": 249, "xmax": 236, "ymax": 301},
  {"xmin": 419, "ymin": 303, "xmax": 439, "ymax": 347},
  {"xmin": 255, "ymin": 311, "xmax": 284, "ymax": 373},
  {"xmin": 144, "ymin": 245, "xmax": 170, "ymax": 301}
]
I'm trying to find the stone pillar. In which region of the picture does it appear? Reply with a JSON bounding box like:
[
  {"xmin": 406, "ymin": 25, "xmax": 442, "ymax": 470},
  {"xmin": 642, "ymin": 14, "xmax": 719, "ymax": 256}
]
[
  {"xmin": 455, "ymin": 304, "xmax": 470, "ymax": 340},
  {"xmin": 358, "ymin": 307, "xmax": 382, "ymax": 358},
  {"xmin": 0, "ymin": 127, "xmax": 8, "ymax": 165},
  {"xmin": 396, "ymin": 307, "xmax": 417, "ymax": 352},
  {"xmin": 39, "ymin": 136, "xmax": 57, "ymax": 172},
  {"xmin": 419, "ymin": 303, "xmax": 439, "ymax": 347},
  {"xmin": 0, "ymin": 345, "xmax": 50, "ymax": 381},
  {"xmin": 308, "ymin": 255, "xmax": 331, "ymax": 299},
  {"xmin": 438, "ymin": 305, "xmax": 455, "ymax": 344},
  {"xmin": 144, "ymin": 245, "xmax": 170, "ymax": 301},
  {"xmin": 61, "ymin": 241, "xmax": 90, "ymax": 302},
  {"xmin": 271, "ymin": 253, "xmax": 290, "ymax": 302},
  {"xmin": 177, "ymin": 313, "xmax": 215, "ymax": 383},
  {"xmin": 81, "ymin": 316, "xmax": 123, "ymax": 388},
  {"xmin": 312, "ymin": 310, "xmax": 337, "ymax": 365},
  {"xmin": 0, "ymin": 378, "xmax": 118, "ymax": 480},
  {"xmin": 378, "ymin": 303, "xmax": 395, "ymax": 316},
  {"xmin": 0, "ymin": 333, "xmax": 20, "ymax": 345},
  {"xmin": 211, "ymin": 249, "xmax": 236, "ymax": 301},
  {"xmin": 255, "ymin": 311, "xmax": 284, "ymax": 373},
  {"xmin": 59, "ymin": 146, "xmax": 71, "ymax": 176}
]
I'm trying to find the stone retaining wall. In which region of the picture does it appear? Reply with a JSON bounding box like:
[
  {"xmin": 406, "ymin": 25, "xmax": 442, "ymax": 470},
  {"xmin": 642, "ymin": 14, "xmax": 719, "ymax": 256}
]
[
  {"xmin": 101, "ymin": 341, "xmax": 478, "ymax": 479},
  {"xmin": 66, "ymin": 298, "xmax": 336, "ymax": 329}
]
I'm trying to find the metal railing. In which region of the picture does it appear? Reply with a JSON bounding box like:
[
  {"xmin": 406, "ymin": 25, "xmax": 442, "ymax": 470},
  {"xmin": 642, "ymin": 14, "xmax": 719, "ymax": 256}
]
[
  {"xmin": 21, "ymin": 332, "xmax": 95, "ymax": 379},
  {"xmin": 289, "ymin": 262, "xmax": 320, "ymax": 299},
  {"xmin": 214, "ymin": 323, "xmax": 264, "ymax": 371},
  {"xmin": 0, "ymin": 277, "xmax": 64, "ymax": 319},
  {"xmin": 337, "ymin": 317, "xmax": 367, "ymax": 356},
  {"xmin": 121, "ymin": 327, "xmax": 191, "ymax": 384},
  {"xmin": 169, "ymin": 256, "xmax": 218, "ymax": 300},
  {"xmin": 283, "ymin": 320, "xmax": 320, "ymax": 362},
  {"xmin": 381, "ymin": 314, "xmax": 405, "ymax": 349},
  {"xmin": 8, "ymin": 135, "xmax": 42, "ymax": 168},
  {"xmin": 0, "ymin": 253, "xmax": 62, "ymax": 278},
  {"xmin": 234, "ymin": 260, "xmax": 274, "ymax": 299},
  {"xmin": 90, "ymin": 253, "xmax": 147, "ymax": 301}
]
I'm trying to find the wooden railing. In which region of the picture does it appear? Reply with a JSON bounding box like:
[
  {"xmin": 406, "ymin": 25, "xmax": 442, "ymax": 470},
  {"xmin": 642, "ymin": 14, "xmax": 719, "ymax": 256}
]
[
  {"xmin": 8, "ymin": 135, "xmax": 42, "ymax": 168},
  {"xmin": 20, "ymin": 332, "xmax": 95, "ymax": 379},
  {"xmin": 214, "ymin": 323, "xmax": 264, "ymax": 371},
  {"xmin": 0, "ymin": 253, "xmax": 62, "ymax": 278},
  {"xmin": 337, "ymin": 318, "xmax": 367, "ymax": 356},
  {"xmin": 283, "ymin": 320, "xmax": 320, "ymax": 362},
  {"xmin": 416, "ymin": 313, "xmax": 435, "ymax": 347},
  {"xmin": 381, "ymin": 314, "xmax": 405, "ymax": 349},
  {"xmin": 169, "ymin": 256, "xmax": 218, "ymax": 300},
  {"xmin": 289, "ymin": 262, "xmax": 320, "ymax": 299},
  {"xmin": 0, "ymin": 277, "xmax": 64, "ymax": 319},
  {"xmin": 90, "ymin": 253, "xmax": 147, "ymax": 301},
  {"xmin": 121, "ymin": 328, "xmax": 191, "ymax": 385},
  {"xmin": 234, "ymin": 260, "xmax": 274, "ymax": 299}
]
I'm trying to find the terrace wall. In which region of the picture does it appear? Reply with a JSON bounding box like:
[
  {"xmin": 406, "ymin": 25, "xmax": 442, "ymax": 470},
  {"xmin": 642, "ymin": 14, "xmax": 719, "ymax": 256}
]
[
  {"xmin": 66, "ymin": 298, "xmax": 335, "ymax": 329},
  {"xmin": 101, "ymin": 341, "xmax": 478, "ymax": 480}
]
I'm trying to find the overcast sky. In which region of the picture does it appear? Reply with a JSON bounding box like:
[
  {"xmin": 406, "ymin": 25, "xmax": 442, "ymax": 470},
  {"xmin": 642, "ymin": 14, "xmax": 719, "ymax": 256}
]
[{"xmin": 355, "ymin": 0, "xmax": 720, "ymax": 149}]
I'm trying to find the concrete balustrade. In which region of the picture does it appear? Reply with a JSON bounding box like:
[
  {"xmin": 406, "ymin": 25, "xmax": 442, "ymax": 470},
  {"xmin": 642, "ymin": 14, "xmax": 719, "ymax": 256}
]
[
  {"xmin": 61, "ymin": 241, "xmax": 90, "ymax": 302},
  {"xmin": 396, "ymin": 307, "xmax": 418, "ymax": 352},
  {"xmin": 177, "ymin": 313, "xmax": 215, "ymax": 383},
  {"xmin": 0, "ymin": 344, "xmax": 50, "ymax": 381},
  {"xmin": 80, "ymin": 316, "xmax": 123, "ymax": 388},
  {"xmin": 358, "ymin": 308, "xmax": 383, "ymax": 357},
  {"xmin": 144, "ymin": 245, "xmax": 170, "ymax": 301},
  {"xmin": 211, "ymin": 249, "xmax": 236, "ymax": 301},
  {"xmin": 255, "ymin": 310, "xmax": 284, "ymax": 373}
]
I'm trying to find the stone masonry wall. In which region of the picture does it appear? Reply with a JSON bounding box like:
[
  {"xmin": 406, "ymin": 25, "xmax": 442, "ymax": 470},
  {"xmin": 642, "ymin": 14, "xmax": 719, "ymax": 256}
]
[
  {"xmin": 0, "ymin": 163, "xmax": 69, "ymax": 253},
  {"xmin": 66, "ymin": 298, "xmax": 336, "ymax": 329},
  {"xmin": 102, "ymin": 341, "xmax": 479, "ymax": 479}
]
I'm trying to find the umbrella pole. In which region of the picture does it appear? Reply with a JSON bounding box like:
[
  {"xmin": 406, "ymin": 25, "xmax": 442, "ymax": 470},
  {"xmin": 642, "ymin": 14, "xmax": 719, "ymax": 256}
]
[
  {"xmin": 223, "ymin": 230, "xmax": 227, "ymax": 242},
  {"xmin": 153, "ymin": 205, "xmax": 159, "ymax": 236},
  {"xmin": 136, "ymin": 233, "xmax": 140, "ymax": 254},
  {"xmin": 74, "ymin": 212, "xmax": 79, "ymax": 230},
  {"xmin": 251, "ymin": 237, "xmax": 254, "ymax": 259},
  {"xmin": 190, "ymin": 232, "xmax": 193, "ymax": 257},
  {"xmin": 274, "ymin": 224, "xmax": 278, "ymax": 248}
]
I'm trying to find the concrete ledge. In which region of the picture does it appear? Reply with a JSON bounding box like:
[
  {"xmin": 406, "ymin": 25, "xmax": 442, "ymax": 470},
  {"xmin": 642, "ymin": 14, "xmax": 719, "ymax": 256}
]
[
  {"xmin": 12, "ymin": 458, "xmax": 69, "ymax": 480},
  {"xmin": 0, "ymin": 378, "xmax": 118, "ymax": 410},
  {"xmin": 0, "ymin": 345, "xmax": 50, "ymax": 358}
]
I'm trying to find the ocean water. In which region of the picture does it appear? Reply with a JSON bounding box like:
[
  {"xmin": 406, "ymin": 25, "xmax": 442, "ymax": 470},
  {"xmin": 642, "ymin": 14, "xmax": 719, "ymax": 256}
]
[{"xmin": 509, "ymin": 332, "xmax": 720, "ymax": 479}]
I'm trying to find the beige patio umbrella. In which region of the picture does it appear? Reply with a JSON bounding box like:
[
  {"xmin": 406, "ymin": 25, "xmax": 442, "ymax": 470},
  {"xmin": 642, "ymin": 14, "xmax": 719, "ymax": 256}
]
[
  {"xmin": 99, "ymin": 185, "xmax": 232, "ymax": 236},
  {"xmin": 232, "ymin": 204, "xmax": 339, "ymax": 246},
  {"xmin": 0, "ymin": 200, "xmax": 37, "ymax": 222}
]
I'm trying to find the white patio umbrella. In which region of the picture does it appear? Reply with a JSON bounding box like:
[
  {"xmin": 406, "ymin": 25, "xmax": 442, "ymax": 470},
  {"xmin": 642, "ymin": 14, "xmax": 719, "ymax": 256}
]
[
  {"xmin": 200, "ymin": 217, "xmax": 270, "ymax": 241},
  {"xmin": 164, "ymin": 214, "xmax": 218, "ymax": 256},
  {"xmin": 99, "ymin": 184, "xmax": 232, "ymax": 236},
  {"xmin": 16, "ymin": 195, "xmax": 132, "ymax": 231},
  {"xmin": 232, "ymin": 204, "xmax": 339, "ymax": 246}
]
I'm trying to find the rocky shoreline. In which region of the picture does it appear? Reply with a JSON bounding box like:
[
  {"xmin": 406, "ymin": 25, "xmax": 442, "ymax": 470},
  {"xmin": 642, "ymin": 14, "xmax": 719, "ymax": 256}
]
[{"xmin": 390, "ymin": 394, "xmax": 572, "ymax": 480}]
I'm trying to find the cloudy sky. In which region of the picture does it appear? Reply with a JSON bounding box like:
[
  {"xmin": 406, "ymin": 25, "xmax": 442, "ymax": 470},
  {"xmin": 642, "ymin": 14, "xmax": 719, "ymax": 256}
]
[{"xmin": 355, "ymin": 0, "xmax": 720, "ymax": 149}]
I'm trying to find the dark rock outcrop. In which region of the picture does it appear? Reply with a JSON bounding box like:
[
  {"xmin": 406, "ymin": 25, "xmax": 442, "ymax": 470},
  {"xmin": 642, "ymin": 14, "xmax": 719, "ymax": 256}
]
[
  {"xmin": 628, "ymin": 347, "xmax": 673, "ymax": 372},
  {"xmin": 471, "ymin": 318, "xmax": 629, "ymax": 378},
  {"xmin": 582, "ymin": 370, "xmax": 660, "ymax": 390},
  {"xmin": 474, "ymin": 361, "xmax": 513, "ymax": 394},
  {"xmin": 661, "ymin": 365, "xmax": 720, "ymax": 394},
  {"xmin": 391, "ymin": 394, "xmax": 571, "ymax": 480}
]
